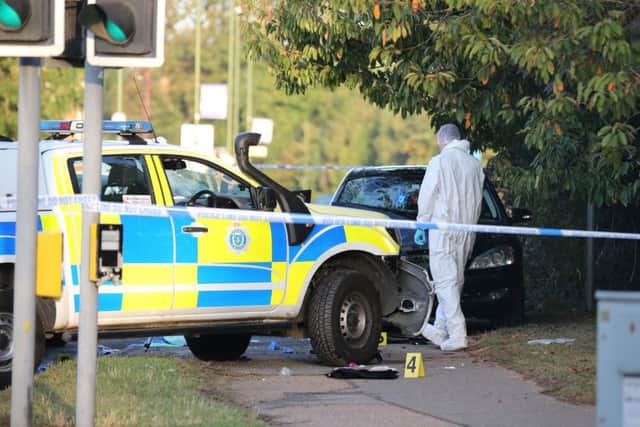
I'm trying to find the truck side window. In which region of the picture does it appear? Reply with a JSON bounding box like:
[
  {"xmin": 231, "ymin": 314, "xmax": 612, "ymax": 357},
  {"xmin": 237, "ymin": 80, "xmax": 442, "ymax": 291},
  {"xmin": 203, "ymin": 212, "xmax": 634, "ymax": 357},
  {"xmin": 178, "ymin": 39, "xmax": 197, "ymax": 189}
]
[
  {"xmin": 69, "ymin": 155, "xmax": 153, "ymax": 204},
  {"xmin": 161, "ymin": 156, "xmax": 252, "ymax": 208}
]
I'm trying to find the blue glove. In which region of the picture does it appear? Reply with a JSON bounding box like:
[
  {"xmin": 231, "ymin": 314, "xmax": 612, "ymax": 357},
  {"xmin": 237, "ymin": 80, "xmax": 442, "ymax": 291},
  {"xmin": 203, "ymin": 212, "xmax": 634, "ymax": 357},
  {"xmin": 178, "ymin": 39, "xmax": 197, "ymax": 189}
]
[{"xmin": 414, "ymin": 229, "xmax": 426, "ymax": 246}]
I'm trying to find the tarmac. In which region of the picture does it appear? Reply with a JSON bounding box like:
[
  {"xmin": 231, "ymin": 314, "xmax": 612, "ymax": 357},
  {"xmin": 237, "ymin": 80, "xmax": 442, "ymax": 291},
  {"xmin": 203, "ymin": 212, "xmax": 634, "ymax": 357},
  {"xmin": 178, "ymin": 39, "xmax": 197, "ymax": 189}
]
[
  {"xmin": 188, "ymin": 336, "xmax": 595, "ymax": 427},
  {"xmin": 42, "ymin": 335, "xmax": 595, "ymax": 427}
]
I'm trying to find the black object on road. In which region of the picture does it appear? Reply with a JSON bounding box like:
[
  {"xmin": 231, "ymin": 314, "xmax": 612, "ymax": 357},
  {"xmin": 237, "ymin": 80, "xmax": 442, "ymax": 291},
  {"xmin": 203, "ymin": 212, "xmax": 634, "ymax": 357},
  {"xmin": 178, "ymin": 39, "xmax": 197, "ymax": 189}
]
[{"xmin": 327, "ymin": 366, "xmax": 399, "ymax": 380}]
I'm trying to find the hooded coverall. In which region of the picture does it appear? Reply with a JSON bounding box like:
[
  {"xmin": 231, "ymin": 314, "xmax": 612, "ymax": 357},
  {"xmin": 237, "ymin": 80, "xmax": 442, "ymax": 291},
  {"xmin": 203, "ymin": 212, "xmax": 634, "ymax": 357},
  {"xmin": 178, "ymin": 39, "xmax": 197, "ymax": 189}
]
[{"xmin": 417, "ymin": 138, "xmax": 484, "ymax": 350}]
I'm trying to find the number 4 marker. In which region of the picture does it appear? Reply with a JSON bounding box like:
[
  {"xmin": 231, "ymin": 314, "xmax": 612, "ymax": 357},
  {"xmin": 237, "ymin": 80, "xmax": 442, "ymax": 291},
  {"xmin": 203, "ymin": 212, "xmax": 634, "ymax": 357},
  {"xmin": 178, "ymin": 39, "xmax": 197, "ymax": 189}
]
[
  {"xmin": 404, "ymin": 352, "xmax": 425, "ymax": 378},
  {"xmin": 379, "ymin": 332, "xmax": 387, "ymax": 347}
]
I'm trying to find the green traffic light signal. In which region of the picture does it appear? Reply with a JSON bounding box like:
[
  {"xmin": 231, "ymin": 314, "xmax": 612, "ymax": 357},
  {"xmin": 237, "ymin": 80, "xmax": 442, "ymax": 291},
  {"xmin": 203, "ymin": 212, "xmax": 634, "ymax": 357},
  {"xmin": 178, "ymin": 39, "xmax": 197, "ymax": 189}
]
[
  {"xmin": 82, "ymin": 0, "xmax": 165, "ymax": 68},
  {"xmin": 0, "ymin": 0, "xmax": 65, "ymax": 58},
  {"xmin": 105, "ymin": 18, "xmax": 127, "ymax": 43},
  {"xmin": 0, "ymin": 0, "xmax": 29, "ymax": 31},
  {"xmin": 79, "ymin": 3, "xmax": 134, "ymax": 45}
]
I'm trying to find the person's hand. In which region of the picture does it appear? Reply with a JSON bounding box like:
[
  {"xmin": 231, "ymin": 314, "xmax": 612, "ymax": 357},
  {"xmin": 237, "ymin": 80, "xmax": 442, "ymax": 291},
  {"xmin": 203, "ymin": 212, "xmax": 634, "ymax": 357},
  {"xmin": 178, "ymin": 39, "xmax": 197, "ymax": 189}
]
[{"xmin": 414, "ymin": 229, "xmax": 426, "ymax": 246}]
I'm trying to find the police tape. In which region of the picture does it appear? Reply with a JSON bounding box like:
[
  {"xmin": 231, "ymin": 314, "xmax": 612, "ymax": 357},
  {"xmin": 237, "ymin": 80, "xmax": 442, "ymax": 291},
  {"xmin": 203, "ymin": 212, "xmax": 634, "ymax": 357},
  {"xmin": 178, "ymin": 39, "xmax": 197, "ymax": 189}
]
[
  {"xmin": 255, "ymin": 164, "xmax": 358, "ymax": 170},
  {"xmin": 0, "ymin": 194, "xmax": 99, "ymax": 211},
  {"xmin": 2, "ymin": 194, "xmax": 640, "ymax": 241}
]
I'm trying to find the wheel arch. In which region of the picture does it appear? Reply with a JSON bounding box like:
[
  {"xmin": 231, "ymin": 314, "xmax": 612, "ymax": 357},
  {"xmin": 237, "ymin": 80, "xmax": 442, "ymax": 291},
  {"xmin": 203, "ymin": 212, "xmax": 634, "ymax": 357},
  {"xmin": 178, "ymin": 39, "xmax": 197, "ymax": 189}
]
[{"xmin": 301, "ymin": 251, "xmax": 400, "ymax": 322}]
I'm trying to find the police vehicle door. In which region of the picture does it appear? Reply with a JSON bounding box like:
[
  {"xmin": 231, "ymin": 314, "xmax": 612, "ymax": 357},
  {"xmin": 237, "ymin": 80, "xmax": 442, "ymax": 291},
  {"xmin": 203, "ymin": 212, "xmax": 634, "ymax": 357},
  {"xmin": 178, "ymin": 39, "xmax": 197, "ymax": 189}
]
[
  {"xmin": 156, "ymin": 155, "xmax": 286, "ymax": 315},
  {"xmin": 67, "ymin": 154, "xmax": 175, "ymax": 322}
]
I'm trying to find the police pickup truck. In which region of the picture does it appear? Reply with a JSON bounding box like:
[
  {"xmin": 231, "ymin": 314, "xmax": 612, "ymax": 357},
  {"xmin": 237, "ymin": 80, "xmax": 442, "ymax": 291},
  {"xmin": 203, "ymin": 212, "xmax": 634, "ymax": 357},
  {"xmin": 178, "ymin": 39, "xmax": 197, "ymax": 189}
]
[{"xmin": 0, "ymin": 121, "xmax": 431, "ymax": 388}]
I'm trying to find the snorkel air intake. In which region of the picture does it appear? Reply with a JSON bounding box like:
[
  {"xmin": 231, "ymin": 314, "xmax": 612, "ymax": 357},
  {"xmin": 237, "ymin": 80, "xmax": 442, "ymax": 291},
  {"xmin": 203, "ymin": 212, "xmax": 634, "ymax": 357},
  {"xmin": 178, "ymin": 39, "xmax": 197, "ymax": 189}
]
[{"xmin": 235, "ymin": 132, "xmax": 313, "ymax": 245}]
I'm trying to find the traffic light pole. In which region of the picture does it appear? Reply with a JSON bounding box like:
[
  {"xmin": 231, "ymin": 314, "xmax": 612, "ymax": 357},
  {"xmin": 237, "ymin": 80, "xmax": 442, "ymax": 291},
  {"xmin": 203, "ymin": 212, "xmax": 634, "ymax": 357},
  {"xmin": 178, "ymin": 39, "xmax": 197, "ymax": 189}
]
[
  {"xmin": 76, "ymin": 63, "xmax": 103, "ymax": 427},
  {"xmin": 10, "ymin": 57, "xmax": 41, "ymax": 427}
]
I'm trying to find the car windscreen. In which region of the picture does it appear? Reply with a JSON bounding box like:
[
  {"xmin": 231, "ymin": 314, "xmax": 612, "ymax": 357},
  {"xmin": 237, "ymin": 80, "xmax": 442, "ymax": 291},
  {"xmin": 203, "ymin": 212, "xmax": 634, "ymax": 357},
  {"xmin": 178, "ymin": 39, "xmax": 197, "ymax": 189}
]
[
  {"xmin": 335, "ymin": 173, "xmax": 423, "ymax": 217},
  {"xmin": 335, "ymin": 169, "xmax": 502, "ymax": 222}
]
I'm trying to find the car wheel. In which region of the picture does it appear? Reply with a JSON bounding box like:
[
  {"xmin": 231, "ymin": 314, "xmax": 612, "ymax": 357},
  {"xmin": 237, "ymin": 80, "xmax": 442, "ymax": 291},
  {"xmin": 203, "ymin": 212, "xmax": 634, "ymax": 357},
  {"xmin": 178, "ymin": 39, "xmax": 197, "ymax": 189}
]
[
  {"xmin": 185, "ymin": 333, "xmax": 251, "ymax": 361},
  {"xmin": 308, "ymin": 268, "xmax": 381, "ymax": 366},
  {"xmin": 0, "ymin": 289, "xmax": 45, "ymax": 389}
]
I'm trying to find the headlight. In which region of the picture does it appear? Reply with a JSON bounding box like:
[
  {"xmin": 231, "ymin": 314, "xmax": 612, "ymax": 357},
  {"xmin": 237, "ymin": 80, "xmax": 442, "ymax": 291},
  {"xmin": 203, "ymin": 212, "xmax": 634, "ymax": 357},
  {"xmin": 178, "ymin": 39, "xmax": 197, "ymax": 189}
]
[{"xmin": 468, "ymin": 246, "xmax": 515, "ymax": 270}]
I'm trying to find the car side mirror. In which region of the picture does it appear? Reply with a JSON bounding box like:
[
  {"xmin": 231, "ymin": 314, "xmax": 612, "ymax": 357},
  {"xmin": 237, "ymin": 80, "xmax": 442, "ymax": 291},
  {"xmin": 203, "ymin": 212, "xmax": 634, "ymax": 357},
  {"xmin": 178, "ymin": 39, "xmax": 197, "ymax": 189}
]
[
  {"xmin": 292, "ymin": 189, "xmax": 312, "ymax": 203},
  {"xmin": 254, "ymin": 186, "xmax": 277, "ymax": 211},
  {"xmin": 510, "ymin": 208, "xmax": 533, "ymax": 223}
]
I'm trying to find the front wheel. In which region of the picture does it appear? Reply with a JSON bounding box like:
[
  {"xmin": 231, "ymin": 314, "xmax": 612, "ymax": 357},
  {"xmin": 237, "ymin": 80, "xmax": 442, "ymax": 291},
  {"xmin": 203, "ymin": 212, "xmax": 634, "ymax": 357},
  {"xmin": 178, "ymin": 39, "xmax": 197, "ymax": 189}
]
[
  {"xmin": 185, "ymin": 333, "xmax": 251, "ymax": 361},
  {"xmin": 308, "ymin": 268, "xmax": 381, "ymax": 366}
]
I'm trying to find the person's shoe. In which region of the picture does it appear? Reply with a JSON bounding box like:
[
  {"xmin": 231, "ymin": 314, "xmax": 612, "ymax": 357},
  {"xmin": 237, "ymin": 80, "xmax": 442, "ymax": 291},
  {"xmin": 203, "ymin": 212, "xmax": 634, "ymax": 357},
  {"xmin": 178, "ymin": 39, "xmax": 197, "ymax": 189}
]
[
  {"xmin": 440, "ymin": 336, "xmax": 468, "ymax": 352},
  {"xmin": 421, "ymin": 325, "xmax": 447, "ymax": 346}
]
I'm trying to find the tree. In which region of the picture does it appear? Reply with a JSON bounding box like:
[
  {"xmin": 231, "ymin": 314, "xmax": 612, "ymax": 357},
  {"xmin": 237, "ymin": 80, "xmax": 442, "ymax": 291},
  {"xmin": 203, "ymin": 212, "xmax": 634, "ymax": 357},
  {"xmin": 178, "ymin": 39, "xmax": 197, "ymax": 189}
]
[
  {"xmin": 247, "ymin": 0, "xmax": 640, "ymax": 207},
  {"xmin": 0, "ymin": 58, "xmax": 86, "ymax": 138}
]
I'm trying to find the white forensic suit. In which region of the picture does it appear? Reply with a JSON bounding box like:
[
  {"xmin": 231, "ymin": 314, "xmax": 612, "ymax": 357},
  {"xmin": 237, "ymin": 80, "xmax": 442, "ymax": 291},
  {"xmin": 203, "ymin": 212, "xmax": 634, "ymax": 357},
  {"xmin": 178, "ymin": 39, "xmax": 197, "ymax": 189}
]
[{"xmin": 417, "ymin": 138, "xmax": 484, "ymax": 351}]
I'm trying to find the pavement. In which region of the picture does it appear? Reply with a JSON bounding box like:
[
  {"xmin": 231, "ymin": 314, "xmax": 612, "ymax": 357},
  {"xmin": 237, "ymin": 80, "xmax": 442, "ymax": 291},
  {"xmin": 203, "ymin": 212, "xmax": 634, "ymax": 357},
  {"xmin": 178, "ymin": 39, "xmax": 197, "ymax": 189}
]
[{"xmin": 42, "ymin": 335, "xmax": 595, "ymax": 427}]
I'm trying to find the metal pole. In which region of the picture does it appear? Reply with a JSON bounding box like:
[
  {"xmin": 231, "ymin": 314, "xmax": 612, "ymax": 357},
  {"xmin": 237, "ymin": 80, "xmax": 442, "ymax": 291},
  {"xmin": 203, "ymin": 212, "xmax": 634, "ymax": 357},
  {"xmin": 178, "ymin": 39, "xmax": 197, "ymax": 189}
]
[
  {"xmin": 232, "ymin": 8, "xmax": 241, "ymax": 137},
  {"xmin": 116, "ymin": 69, "xmax": 123, "ymax": 114},
  {"xmin": 225, "ymin": 2, "xmax": 235, "ymax": 153},
  {"xmin": 10, "ymin": 57, "xmax": 41, "ymax": 427},
  {"xmin": 586, "ymin": 203, "xmax": 595, "ymax": 312},
  {"xmin": 302, "ymin": 120, "xmax": 310, "ymax": 189},
  {"xmin": 194, "ymin": 0, "xmax": 202, "ymax": 125},
  {"xmin": 142, "ymin": 69, "xmax": 152, "ymax": 120},
  {"xmin": 76, "ymin": 63, "xmax": 104, "ymax": 427},
  {"xmin": 246, "ymin": 58, "xmax": 252, "ymax": 130}
]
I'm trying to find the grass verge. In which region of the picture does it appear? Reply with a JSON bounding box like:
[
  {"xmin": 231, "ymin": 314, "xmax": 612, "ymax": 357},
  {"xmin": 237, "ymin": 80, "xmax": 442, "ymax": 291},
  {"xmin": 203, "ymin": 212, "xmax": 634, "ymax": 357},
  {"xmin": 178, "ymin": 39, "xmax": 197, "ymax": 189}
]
[
  {"xmin": 469, "ymin": 313, "xmax": 595, "ymax": 405},
  {"xmin": 0, "ymin": 356, "xmax": 268, "ymax": 427}
]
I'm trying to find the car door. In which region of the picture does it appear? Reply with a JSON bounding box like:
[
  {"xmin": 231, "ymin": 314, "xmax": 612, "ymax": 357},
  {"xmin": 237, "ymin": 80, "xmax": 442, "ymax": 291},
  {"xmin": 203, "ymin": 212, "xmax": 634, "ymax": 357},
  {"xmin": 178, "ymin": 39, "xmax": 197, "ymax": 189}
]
[
  {"xmin": 154, "ymin": 154, "xmax": 287, "ymax": 316},
  {"xmin": 65, "ymin": 153, "xmax": 175, "ymax": 324}
]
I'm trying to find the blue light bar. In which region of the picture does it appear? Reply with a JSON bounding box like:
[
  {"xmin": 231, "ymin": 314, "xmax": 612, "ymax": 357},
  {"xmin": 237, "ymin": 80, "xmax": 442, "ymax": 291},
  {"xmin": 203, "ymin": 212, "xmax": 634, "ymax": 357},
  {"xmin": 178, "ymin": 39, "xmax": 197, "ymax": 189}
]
[
  {"xmin": 40, "ymin": 120, "xmax": 80, "ymax": 134},
  {"xmin": 40, "ymin": 120, "xmax": 154, "ymax": 135},
  {"xmin": 103, "ymin": 121, "xmax": 154, "ymax": 135}
]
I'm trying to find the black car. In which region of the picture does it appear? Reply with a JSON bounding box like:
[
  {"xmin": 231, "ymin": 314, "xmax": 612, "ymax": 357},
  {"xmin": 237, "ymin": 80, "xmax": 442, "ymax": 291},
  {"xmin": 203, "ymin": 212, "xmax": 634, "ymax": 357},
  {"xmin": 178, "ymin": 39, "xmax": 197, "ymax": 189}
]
[{"xmin": 330, "ymin": 166, "xmax": 532, "ymax": 325}]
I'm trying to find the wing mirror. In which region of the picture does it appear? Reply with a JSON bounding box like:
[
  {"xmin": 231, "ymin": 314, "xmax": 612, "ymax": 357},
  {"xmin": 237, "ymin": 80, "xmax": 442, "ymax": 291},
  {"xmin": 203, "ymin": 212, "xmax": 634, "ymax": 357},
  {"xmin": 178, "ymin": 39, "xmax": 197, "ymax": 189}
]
[
  {"xmin": 292, "ymin": 189, "xmax": 312, "ymax": 203},
  {"xmin": 254, "ymin": 186, "xmax": 277, "ymax": 211},
  {"xmin": 510, "ymin": 208, "xmax": 533, "ymax": 223}
]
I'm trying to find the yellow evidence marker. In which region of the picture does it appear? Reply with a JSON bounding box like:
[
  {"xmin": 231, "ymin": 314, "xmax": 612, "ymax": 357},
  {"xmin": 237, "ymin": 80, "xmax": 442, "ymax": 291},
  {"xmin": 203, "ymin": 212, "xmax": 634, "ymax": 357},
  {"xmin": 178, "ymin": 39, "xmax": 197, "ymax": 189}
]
[
  {"xmin": 379, "ymin": 332, "xmax": 388, "ymax": 347},
  {"xmin": 404, "ymin": 352, "xmax": 425, "ymax": 378}
]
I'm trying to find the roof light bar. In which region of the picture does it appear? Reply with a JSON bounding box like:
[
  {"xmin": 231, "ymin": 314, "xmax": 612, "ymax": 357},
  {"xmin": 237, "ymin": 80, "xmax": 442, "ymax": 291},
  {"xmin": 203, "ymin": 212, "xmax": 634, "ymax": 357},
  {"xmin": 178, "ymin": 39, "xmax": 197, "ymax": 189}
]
[
  {"xmin": 40, "ymin": 120, "xmax": 153, "ymax": 135},
  {"xmin": 103, "ymin": 121, "xmax": 154, "ymax": 135}
]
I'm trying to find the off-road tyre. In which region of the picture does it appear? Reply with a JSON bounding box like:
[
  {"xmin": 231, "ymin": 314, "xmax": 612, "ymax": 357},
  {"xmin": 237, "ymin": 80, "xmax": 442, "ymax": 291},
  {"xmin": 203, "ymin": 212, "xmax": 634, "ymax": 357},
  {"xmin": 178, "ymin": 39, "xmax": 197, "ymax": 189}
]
[
  {"xmin": 185, "ymin": 333, "xmax": 251, "ymax": 361},
  {"xmin": 308, "ymin": 268, "xmax": 382, "ymax": 366},
  {"xmin": 0, "ymin": 289, "xmax": 45, "ymax": 389}
]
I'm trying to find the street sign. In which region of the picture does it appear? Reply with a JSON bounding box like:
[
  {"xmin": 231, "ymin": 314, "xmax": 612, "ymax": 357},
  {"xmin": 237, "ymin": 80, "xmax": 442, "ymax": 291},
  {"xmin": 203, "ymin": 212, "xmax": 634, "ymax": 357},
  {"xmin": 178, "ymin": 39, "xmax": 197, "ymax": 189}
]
[
  {"xmin": 180, "ymin": 123, "xmax": 215, "ymax": 158},
  {"xmin": 200, "ymin": 84, "xmax": 228, "ymax": 120},
  {"xmin": 251, "ymin": 117, "xmax": 273, "ymax": 145}
]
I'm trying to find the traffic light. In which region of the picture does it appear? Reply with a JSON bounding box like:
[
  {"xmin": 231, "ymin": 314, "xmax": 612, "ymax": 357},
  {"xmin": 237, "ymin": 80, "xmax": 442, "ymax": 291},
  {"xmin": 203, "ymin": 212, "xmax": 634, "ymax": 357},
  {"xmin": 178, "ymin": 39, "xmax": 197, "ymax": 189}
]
[
  {"xmin": 80, "ymin": 0, "xmax": 165, "ymax": 68},
  {"xmin": 0, "ymin": 0, "xmax": 65, "ymax": 57}
]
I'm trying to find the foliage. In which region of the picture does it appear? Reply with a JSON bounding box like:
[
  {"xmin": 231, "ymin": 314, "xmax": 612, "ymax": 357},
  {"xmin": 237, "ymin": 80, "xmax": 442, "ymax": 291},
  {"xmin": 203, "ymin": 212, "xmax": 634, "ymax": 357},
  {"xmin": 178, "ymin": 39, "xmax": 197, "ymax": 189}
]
[
  {"xmin": 247, "ymin": 0, "xmax": 640, "ymax": 207},
  {"xmin": 0, "ymin": 59, "xmax": 18, "ymax": 138},
  {"xmin": 0, "ymin": 59, "xmax": 82, "ymax": 139}
]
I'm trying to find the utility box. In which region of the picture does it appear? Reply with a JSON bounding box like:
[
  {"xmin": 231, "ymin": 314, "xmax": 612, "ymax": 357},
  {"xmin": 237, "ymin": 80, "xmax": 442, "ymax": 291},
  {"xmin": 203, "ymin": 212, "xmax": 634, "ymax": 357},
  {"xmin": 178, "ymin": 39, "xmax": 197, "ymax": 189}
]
[{"xmin": 596, "ymin": 291, "xmax": 640, "ymax": 427}]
